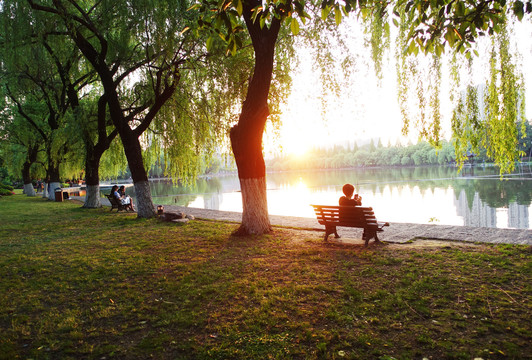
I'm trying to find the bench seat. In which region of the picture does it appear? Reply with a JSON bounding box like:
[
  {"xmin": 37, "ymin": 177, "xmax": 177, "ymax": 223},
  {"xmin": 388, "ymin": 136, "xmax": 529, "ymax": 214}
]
[
  {"xmin": 311, "ymin": 205, "xmax": 389, "ymax": 245},
  {"xmin": 107, "ymin": 194, "xmax": 129, "ymax": 212}
]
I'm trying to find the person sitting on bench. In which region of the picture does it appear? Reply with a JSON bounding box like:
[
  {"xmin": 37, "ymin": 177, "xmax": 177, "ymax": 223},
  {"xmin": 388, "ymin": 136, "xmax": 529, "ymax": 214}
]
[
  {"xmin": 339, "ymin": 183, "xmax": 362, "ymax": 206},
  {"xmin": 111, "ymin": 185, "xmax": 134, "ymax": 211}
]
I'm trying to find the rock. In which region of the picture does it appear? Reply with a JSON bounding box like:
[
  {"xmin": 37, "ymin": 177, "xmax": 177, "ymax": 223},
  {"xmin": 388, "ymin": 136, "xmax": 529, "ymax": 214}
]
[{"xmin": 185, "ymin": 214, "xmax": 195, "ymax": 220}]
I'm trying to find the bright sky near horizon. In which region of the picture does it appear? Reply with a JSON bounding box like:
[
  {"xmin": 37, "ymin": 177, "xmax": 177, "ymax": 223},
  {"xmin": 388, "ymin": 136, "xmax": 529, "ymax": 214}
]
[{"xmin": 268, "ymin": 19, "xmax": 532, "ymax": 157}]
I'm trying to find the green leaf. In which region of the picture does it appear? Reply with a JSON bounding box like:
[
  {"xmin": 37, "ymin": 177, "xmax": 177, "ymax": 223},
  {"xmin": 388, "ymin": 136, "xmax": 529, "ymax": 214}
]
[
  {"xmin": 334, "ymin": 6, "xmax": 342, "ymax": 26},
  {"xmin": 435, "ymin": 43, "xmax": 442, "ymax": 56},
  {"xmin": 513, "ymin": 0, "xmax": 524, "ymax": 20},
  {"xmin": 321, "ymin": 6, "xmax": 331, "ymax": 20},
  {"xmin": 236, "ymin": 0, "xmax": 243, "ymax": 15},
  {"xmin": 290, "ymin": 18, "xmax": 300, "ymax": 35},
  {"xmin": 408, "ymin": 40, "xmax": 417, "ymax": 54},
  {"xmin": 444, "ymin": 28, "xmax": 455, "ymax": 47},
  {"xmin": 206, "ymin": 36, "xmax": 213, "ymax": 51}
]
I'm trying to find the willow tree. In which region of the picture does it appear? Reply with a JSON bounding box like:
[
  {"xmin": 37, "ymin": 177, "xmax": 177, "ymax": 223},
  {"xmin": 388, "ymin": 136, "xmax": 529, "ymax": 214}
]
[
  {"xmin": 197, "ymin": 0, "xmax": 530, "ymax": 235},
  {"xmin": 1, "ymin": 54, "xmax": 78, "ymax": 200},
  {"xmin": 39, "ymin": 29, "xmax": 117, "ymax": 208},
  {"xmin": 195, "ymin": 0, "xmax": 305, "ymax": 235},
  {"xmin": 0, "ymin": 106, "xmax": 44, "ymax": 196},
  {"xmin": 395, "ymin": 2, "xmax": 529, "ymax": 174},
  {"xmin": 27, "ymin": 0, "xmax": 210, "ymax": 217}
]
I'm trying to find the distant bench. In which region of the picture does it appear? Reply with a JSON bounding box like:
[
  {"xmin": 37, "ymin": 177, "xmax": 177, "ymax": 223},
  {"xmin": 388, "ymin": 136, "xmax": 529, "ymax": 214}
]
[
  {"xmin": 54, "ymin": 187, "xmax": 86, "ymax": 201},
  {"xmin": 106, "ymin": 194, "xmax": 130, "ymax": 212},
  {"xmin": 311, "ymin": 205, "xmax": 389, "ymax": 246}
]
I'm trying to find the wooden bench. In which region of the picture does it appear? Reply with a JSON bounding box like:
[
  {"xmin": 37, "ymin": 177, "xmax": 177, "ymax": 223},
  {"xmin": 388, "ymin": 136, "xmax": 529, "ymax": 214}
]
[
  {"xmin": 311, "ymin": 205, "xmax": 390, "ymax": 246},
  {"xmin": 106, "ymin": 194, "xmax": 130, "ymax": 212}
]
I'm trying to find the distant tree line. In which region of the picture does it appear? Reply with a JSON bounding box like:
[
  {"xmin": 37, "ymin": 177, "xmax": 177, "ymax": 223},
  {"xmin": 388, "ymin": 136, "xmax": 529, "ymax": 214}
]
[{"xmin": 267, "ymin": 121, "xmax": 532, "ymax": 172}]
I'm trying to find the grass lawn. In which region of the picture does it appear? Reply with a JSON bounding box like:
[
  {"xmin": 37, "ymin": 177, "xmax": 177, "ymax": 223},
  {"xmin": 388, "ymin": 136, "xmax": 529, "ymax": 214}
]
[{"xmin": 0, "ymin": 193, "xmax": 531, "ymax": 359}]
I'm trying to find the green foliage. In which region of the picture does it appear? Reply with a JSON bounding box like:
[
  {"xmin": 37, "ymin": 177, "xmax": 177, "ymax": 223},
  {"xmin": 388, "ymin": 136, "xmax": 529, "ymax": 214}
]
[
  {"xmin": 0, "ymin": 183, "xmax": 14, "ymax": 191},
  {"xmin": 395, "ymin": 0, "xmax": 532, "ymax": 57},
  {"xmin": 99, "ymin": 138, "xmax": 129, "ymax": 180},
  {"xmin": 1, "ymin": 1, "xmax": 90, "ymax": 182},
  {"xmin": 450, "ymin": 23, "xmax": 527, "ymax": 174},
  {"xmin": 394, "ymin": 4, "xmax": 528, "ymax": 174},
  {"xmin": 267, "ymin": 140, "xmax": 459, "ymax": 171},
  {"xmin": 0, "ymin": 182, "xmax": 15, "ymax": 195}
]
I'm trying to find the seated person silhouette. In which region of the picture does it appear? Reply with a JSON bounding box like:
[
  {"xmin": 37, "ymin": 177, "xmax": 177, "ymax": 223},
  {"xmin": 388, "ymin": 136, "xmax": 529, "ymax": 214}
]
[
  {"xmin": 111, "ymin": 185, "xmax": 135, "ymax": 211},
  {"xmin": 339, "ymin": 183, "xmax": 362, "ymax": 206}
]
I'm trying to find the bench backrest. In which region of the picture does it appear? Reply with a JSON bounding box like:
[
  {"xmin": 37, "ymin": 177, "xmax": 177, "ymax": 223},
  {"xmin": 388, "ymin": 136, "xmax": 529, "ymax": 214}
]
[
  {"xmin": 107, "ymin": 194, "xmax": 120, "ymax": 206},
  {"xmin": 311, "ymin": 205, "xmax": 379, "ymax": 228}
]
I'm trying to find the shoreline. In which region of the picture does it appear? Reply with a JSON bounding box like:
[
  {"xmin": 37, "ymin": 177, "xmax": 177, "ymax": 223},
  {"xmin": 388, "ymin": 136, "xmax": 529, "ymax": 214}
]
[{"xmin": 84, "ymin": 196, "xmax": 532, "ymax": 245}]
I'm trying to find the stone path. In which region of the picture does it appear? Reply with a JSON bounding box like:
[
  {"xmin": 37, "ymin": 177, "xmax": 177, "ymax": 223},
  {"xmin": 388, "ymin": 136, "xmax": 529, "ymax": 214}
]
[
  {"xmin": 165, "ymin": 205, "xmax": 532, "ymax": 245},
  {"xmin": 89, "ymin": 197, "xmax": 531, "ymax": 245}
]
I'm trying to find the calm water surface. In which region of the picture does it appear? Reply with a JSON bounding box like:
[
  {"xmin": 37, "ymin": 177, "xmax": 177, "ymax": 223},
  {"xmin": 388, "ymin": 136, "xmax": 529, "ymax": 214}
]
[{"xmin": 122, "ymin": 166, "xmax": 532, "ymax": 229}]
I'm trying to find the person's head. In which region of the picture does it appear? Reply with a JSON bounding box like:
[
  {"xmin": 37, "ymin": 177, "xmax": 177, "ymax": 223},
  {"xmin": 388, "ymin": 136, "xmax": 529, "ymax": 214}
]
[
  {"xmin": 111, "ymin": 185, "xmax": 118, "ymax": 192},
  {"xmin": 119, "ymin": 185, "xmax": 125, "ymax": 191},
  {"xmin": 342, "ymin": 183, "xmax": 355, "ymax": 198}
]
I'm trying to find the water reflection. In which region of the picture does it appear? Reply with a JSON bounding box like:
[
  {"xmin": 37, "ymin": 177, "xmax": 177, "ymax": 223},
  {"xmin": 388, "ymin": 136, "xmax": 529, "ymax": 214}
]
[{"xmin": 121, "ymin": 166, "xmax": 532, "ymax": 229}]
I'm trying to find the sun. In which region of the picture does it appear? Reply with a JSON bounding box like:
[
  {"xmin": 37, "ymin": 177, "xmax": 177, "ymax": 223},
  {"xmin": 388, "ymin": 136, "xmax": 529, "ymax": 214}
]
[{"xmin": 281, "ymin": 133, "xmax": 312, "ymax": 156}]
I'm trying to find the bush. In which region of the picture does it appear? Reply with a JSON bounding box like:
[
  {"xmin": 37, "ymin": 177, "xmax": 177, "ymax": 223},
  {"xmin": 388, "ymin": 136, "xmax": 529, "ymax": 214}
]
[
  {"xmin": 0, "ymin": 183, "xmax": 14, "ymax": 191},
  {"xmin": 0, "ymin": 188, "xmax": 14, "ymax": 196}
]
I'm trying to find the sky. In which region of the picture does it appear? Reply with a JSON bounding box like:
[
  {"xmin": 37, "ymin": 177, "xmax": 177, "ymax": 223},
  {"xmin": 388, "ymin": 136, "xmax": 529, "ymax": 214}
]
[{"xmin": 268, "ymin": 18, "xmax": 532, "ymax": 156}]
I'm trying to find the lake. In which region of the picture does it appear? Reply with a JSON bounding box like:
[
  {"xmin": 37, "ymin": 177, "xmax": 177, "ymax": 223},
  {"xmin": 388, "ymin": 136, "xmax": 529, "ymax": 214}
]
[{"xmin": 117, "ymin": 165, "xmax": 532, "ymax": 229}]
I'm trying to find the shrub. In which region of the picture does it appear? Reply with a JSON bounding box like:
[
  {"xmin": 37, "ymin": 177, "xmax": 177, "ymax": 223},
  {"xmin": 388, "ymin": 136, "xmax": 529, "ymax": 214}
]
[
  {"xmin": 0, "ymin": 183, "xmax": 14, "ymax": 191},
  {"xmin": 0, "ymin": 188, "xmax": 14, "ymax": 196}
]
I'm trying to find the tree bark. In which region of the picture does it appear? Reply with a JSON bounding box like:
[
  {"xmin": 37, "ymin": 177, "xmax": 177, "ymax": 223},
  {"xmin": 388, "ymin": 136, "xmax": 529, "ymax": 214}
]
[
  {"xmin": 23, "ymin": 183, "xmax": 36, "ymax": 197},
  {"xmin": 42, "ymin": 182, "xmax": 49, "ymax": 198},
  {"xmin": 84, "ymin": 185, "xmax": 101, "ymax": 207},
  {"xmin": 230, "ymin": 1, "xmax": 280, "ymax": 235},
  {"xmin": 82, "ymin": 148, "xmax": 102, "ymax": 208},
  {"xmin": 46, "ymin": 165, "xmax": 61, "ymax": 201},
  {"xmin": 22, "ymin": 144, "xmax": 39, "ymax": 197},
  {"xmin": 118, "ymin": 126, "xmax": 156, "ymax": 218},
  {"xmin": 133, "ymin": 180, "xmax": 153, "ymax": 217},
  {"xmin": 47, "ymin": 182, "xmax": 62, "ymax": 201},
  {"xmin": 238, "ymin": 177, "xmax": 270, "ymax": 234},
  {"xmin": 22, "ymin": 162, "xmax": 36, "ymax": 197}
]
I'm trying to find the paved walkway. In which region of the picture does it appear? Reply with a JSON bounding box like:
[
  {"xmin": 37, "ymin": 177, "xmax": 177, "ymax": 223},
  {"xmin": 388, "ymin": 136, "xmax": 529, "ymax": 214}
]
[{"xmin": 90, "ymin": 197, "xmax": 531, "ymax": 245}]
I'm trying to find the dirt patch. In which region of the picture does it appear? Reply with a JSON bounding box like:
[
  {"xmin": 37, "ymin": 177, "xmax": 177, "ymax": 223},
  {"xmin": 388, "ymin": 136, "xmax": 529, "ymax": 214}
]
[{"xmin": 385, "ymin": 238, "xmax": 479, "ymax": 249}]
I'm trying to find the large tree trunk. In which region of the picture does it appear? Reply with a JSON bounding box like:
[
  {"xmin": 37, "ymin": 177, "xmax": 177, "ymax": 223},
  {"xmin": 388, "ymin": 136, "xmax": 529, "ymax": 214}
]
[
  {"xmin": 23, "ymin": 183, "xmax": 36, "ymax": 197},
  {"xmin": 22, "ymin": 145, "xmax": 39, "ymax": 197},
  {"xmin": 42, "ymin": 182, "xmax": 49, "ymax": 198},
  {"xmin": 122, "ymin": 133, "xmax": 156, "ymax": 218},
  {"xmin": 230, "ymin": 2, "xmax": 280, "ymax": 235},
  {"xmin": 230, "ymin": 105, "xmax": 272, "ymax": 235},
  {"xmin": 83, "ymin": 141, "xmax": 103, "ymax": 209},
  {"xmin": 22, "ymin": 162, "xmax": 35, "ymax": 197},
  {"xmin": 46, "ymin": 165, "xmax": 61, "ymax": 201},
  {"xmin": 82, "ymin": 151, "xmax": 102, "ymax": 208},
  {"xmin": 239, "ymin": 177, "xmax": 270, "ymax": 234},
  {"xmin": 47, "ymin": 181, "xmax": 62, "ymax": 201}
]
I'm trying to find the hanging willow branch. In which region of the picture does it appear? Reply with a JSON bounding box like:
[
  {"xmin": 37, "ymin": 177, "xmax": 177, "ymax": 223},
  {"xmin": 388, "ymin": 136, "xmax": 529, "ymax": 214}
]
[{"xmin": 395, "ymin": 3, "xmax": 527, "ymax": 174}]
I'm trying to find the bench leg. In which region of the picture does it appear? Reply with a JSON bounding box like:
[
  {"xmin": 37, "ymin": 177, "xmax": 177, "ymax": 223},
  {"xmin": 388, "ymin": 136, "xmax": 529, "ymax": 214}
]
[
  {"xmin": 324, "ymin": 225, "xmax": 338, "ymax": 241},
  {"xmin": 362, "ymin": 229, "xmax": 376, "ymax": 246}
]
